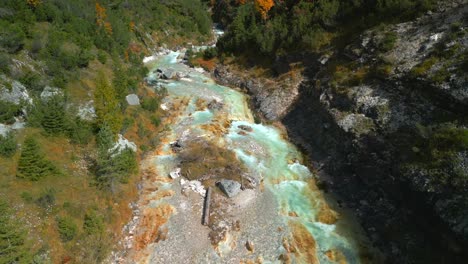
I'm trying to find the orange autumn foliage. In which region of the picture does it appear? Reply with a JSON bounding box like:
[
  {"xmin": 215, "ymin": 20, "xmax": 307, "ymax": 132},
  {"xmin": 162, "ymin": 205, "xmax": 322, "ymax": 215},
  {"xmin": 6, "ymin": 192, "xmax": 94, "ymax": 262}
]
[
  {"xmin": 255, "ymin": 0, "xmax": 274, "ymax": 19},
  {"xmin": 95, "ymin": 2, "xmax": 107, "ymax": 27},
  {"xmin": 95, "ymin": 2, "xmax": 112, "ymax": 35},
  {"xmin": 27, "ymin": 0, "xmax": 41, "ymax": 7}
]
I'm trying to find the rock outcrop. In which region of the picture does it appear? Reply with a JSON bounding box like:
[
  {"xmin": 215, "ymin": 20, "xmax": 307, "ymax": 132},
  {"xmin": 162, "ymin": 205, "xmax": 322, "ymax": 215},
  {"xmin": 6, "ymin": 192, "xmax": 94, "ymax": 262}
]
[{"xmin": 214, "ymin": 3, "xmax": 468, "ymax": 263}]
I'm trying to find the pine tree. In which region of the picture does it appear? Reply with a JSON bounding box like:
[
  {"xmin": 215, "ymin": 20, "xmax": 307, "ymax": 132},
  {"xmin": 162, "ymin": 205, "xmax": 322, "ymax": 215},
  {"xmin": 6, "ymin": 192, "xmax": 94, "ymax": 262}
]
[
  {"xmin": 0, "ymin": 132, "xmax": 16, "ymax": 157},
  {"xmin": 0, "ymin": 201, "xmax": 30, "ymax": 264},
  {"xmin": 17, "ymin": 136, "xmax": 57, "ymax": 181},
  {"xmin": 94, "ymin": 71, "xmax": 122, "ymax": 136},
  {"xmin": 41, "ymin": 95, "xmax": 66, "ymax": 135}
]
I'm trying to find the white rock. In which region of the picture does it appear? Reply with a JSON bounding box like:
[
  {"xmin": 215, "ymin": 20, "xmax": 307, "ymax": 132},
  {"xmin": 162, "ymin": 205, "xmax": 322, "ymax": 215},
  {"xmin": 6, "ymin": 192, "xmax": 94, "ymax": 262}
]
[
  {"xmin": 194, "ymin": 67, "xmax": 205, "ymax": 73},
  {"xmin": 40, "ymin": 86, "xmax": 63, "ymax": 100},
  {"xmin": 110, "ymin": 134, "xmax": 137, "ymax": 154},
  {"xmin": 78, "ymin": 100, "xmax": 96, "ymax": 121},
  {"xmin": 430, "ymin": 33, "xmax": 443, "ymax": 42},
  {"xmin": 169, "ymin": 168, "xmax": 181, "ymax": 179},
  {"xmin": 143, "ymin": 55, "xmax": 156, "ymax": 63},
  {"xmin": 126, "ymin": 94, "xmax": 140, "ymax": 106},
  {"xmin": 0, "ymin": 77, "xmax": 32, "ymax": 105},
  {"xmin": 160, "ymin": 103, "xmax": 169, "ymax": 111},
  {"xmin": 181, "ymin": 179, "xmax": 206, "ymax": 196},
  {"xmin": 0, "ymin": 124, "xmax": 10, "ymax": 137}
]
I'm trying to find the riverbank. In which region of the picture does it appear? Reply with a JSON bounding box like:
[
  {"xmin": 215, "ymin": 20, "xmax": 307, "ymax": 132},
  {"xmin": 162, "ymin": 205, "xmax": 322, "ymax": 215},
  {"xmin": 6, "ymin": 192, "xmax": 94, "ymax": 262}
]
[{"xmin": 114, "ymin": 49, "xmax": 377, "ymax": 263}]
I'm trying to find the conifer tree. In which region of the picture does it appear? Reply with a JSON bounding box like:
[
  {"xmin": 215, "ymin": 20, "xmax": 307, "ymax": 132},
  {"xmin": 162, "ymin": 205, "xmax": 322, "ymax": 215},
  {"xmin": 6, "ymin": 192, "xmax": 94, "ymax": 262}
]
[
  {"xmin": 41, "ymin": 95, "xmax": 66, "ymax": 135},
  {"xmin": 94, "ymin": 71, "xmax": 122, "ymax": 136},
  {"xmin": 17, "ymin": 136, "xmax": 57, "ymax": 181},
  {"xmin": 0, "ymin": 201, "xmax": 30, "ymax": 263},
  {"xmin": 0, "ymin": 132, "xmax": 17, "ymax": 157}
]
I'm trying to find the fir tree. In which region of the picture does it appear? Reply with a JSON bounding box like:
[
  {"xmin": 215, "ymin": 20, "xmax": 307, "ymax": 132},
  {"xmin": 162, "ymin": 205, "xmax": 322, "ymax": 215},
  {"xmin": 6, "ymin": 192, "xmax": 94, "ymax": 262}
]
[
  {"xmin": 0, "ymin": 201, "xmax": 31, "ymax": 264},
  {"xmin": 17, "ymin": 136, "xmax": 57, "ymax": 181},
  {"xmin": 0, "ymin": 132, "xmax": 16, "ymax": 157},
  {"xmin": 41, "ymin": 95, "xmax": 67, "ymax": 135},
  {"xmin": 94, "ymin": 71, "xmax": 122, "ymax": 136}
]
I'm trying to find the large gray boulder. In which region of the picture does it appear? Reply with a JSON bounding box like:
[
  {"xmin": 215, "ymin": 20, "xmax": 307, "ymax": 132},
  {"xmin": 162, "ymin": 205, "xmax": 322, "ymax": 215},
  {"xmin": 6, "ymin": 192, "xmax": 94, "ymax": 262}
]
[
  {"xmin": 126, "ymin": 94, "xmax": 140, "ymax": 106},
  {"xmin": 217, "ymin": 179, "xmax": 241, "ymax": 198},
  {"xmin": 0, "ymin": 77, "xmax": 32, "ymax": 105}
]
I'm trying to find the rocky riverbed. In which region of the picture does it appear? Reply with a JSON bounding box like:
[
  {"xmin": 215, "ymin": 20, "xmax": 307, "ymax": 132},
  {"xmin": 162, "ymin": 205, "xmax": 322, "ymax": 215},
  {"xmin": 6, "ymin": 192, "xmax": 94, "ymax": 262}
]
[{"xmin": 113, "ymin": 49, "xmax": 377, "ymax": 263}]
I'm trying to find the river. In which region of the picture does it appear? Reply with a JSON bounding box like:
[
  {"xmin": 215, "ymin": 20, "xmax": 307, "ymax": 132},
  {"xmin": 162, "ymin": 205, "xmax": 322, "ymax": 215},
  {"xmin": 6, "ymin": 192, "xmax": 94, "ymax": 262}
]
[{"xmin": 122, "ymin": 50, "xmax": 372, "ymax": 263}]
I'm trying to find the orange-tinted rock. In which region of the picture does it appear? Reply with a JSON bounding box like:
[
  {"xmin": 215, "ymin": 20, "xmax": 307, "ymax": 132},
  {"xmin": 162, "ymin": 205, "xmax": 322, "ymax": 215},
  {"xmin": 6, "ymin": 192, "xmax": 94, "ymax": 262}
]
[
  {"xmin": 316, "ymin": 202, "xmax": 339, "ymax": 224},
  {"xmin": 289, "ymin": 221, "xmax": 319, "ymax": 264},
  {"xmin": 325, "ymin": 249, "xmax": 348, "ymax": 264},
  {"xmin": 288, "ymin": 211, "xmax": 299, "ymax": 217},
  {"xmin": 134, "ymin": 204, "xmax": 174, "ymax": 251}
]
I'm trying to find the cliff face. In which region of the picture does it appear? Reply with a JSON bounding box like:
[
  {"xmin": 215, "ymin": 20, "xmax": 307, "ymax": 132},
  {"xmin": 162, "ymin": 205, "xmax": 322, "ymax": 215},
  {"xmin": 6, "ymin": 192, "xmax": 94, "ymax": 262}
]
[{"xmin": 215, "ymin": 3, "xmax": 468, "ymax": 263}]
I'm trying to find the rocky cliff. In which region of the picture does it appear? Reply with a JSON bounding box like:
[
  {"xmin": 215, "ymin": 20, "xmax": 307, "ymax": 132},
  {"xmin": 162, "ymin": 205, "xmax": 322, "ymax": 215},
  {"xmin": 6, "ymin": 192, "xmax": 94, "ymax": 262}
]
[{"xmin": 214, "ymin": 2, "xmax": 468, "ymax": 263}]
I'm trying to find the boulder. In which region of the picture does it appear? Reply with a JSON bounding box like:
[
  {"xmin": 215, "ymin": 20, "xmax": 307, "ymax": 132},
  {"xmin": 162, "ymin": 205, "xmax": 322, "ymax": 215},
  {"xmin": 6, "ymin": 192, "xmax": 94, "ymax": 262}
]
[
  {"xmin": 245, "ymin": 240, "xmax": 255, "ymax": 252},
  {"xmin": 109, "ymin": 134, "xmax": 137, "ymax": 154},
  {"xmin": 77, "ymin": 100, "xmax": 96, "ymax": 121},
  {"xmin": 40, "ymin": 86, "xmax": 63, "ymax": 100},
  {"xmin": 169, "ymin": 168, "xmax": 181, "ymax": 179},
  {"xmin": 207, "ymin": 100, "xmax": 224, "ymax": 111},
  {"xmin": 162, "ymin": 68, "xmax": 176, "ymax": 79},
  {"xmin": 0, "ymin": 78, "xmax": 32, "ymax": 105},
  {"xmin": 217, "ymin": 179, "xmax": 241, "ymax": 198},
  {"xmin": 126, "ymin": 94, "xmax": 140, "ymax": 106},
  {"xmin": 181, "ymin": 179, "xmax": 206, "ymax": 196},
  {"xmin": 0, "ymin": 124, "xmax": 10, "ymax": 137},
  {"xmin": 238, "ymin": 125, "xmax": 253, "ymax": 132}
]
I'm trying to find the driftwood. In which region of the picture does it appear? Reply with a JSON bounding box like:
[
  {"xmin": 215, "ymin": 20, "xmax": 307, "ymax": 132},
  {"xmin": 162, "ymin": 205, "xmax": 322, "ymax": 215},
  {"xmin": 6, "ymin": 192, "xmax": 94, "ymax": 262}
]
[{"xmin": 202, "ymin": 187, "xmax": 212, "ymax": 226}]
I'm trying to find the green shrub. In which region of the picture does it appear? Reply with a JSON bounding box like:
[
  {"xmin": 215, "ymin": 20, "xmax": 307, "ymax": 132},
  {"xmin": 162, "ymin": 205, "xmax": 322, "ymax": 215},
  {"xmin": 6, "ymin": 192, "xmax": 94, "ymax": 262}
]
[
  {"xmin": 36, "ymin": 188, "xmax": 56, "ymax": 209},
  {"xmin": 203, "ymin": 47, "xmax": 218, "ymax": 60},
  {"xmin": 0, "ymin": 132, "xmax": 17, "ymax": 157},
  {"xmin": 379, "ymin": 31, "xmax": 398, "ymax": 52},
  {"xmin": 0, "ymin": 22, "xmax": 26, "ymax": 53},
  {"xmin": 0, "ymin": 53, "xmax": 11, "ymax": 73},
  {"xmin": 20, "ymin": 191, "xmax": 33, "ymax": 203},
  {"xmin": 411, "ymin": 57, "xmax": 438, "ymax": 77},
  {"xmin": 97, "ymin": 50, "xmax": 107, "ymax": 64},
  {"xmin": 83, "ymin": 210, "xmax": 104, "ymax": 235},
  {"xmin": 56, "ymin": 216, "xmax": 77, "ymax": 242},
  {"xmin": 0, "ymin": 100, "xmax": 21, "ymax": 124},
  {"xmin": 18, "ymin": 70, "xmax": 43, "ymax": 92},
  {"xmin": 141, "ymin": 97, "xmax": 159, "ymax": 112},
  {"xmin": 0, "ymin": 201, "xmax": 31, "ymax": 263},
  {"xmin": 150, "ymin": 115, "xmax": 161, "ymax": 127},
  {"xmin": 67, "ymin": 118, "xmax": 93, "ymax": 145}
]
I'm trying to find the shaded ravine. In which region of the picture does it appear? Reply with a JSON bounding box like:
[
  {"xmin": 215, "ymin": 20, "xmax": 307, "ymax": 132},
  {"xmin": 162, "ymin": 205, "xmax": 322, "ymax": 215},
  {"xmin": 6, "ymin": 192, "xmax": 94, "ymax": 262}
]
[{"xmin": 120, "ymin": 51, "xmax": 373, "ymax": 263}]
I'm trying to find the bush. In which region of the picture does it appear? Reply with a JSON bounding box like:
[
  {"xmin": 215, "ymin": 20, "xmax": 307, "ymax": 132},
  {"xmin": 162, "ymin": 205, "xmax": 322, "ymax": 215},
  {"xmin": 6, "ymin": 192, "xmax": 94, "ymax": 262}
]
[
  {"xmin": 379, "ymin": 31, "xmax": 398, "ymax": 52},
  {"xmin": 141, "ymin": 97, "xmax": 159, "ymax": 112},
  {"xmin": 36, "ymin": 188, "xmax": 56, "ymax": 209},
  {"xmin": 0, "ymin": 132, "xmax": 17, "ymax": 157},
  {"xmin": 18, "ymin": 70, "xmax": 43, "ymax": 92},
  {"xmin": 67, "ymin": 118, "xmax": 93, "ymax": 145},
  {"xmin": 97, "ymin": 50, "xmax": 107, "ymax": 64},
  {"xmin": 150, "ymin": 115, "xmax": 161, "ymax": 127},
  {"xmin": 83, "ymin": 210, "xmax": 104, "ymax": 235},
  {"xmin": 0, "ymin": 201, "xmax": 31, "ymax": 263},
  {"xmin": 203, "ymin": 47, "xmax": 218, "ymax": 60},
  {"xmin": 20, "ymin": 191, "xmax": 33, "ymax": 203},
  {"xmin": 411, "ymin": 57, "xmax": 438, "ymax": 77},
  {"xmin": 0, "ymin": 22, "xmax": 26, "ymax": 53},
  {"xmin": 56, "ymin": 216, "xmax": 77, "ymax": 242},
  {"xmin": 0, "ymin": 53, "xmax": 11, "ymax": 73},
  {"xmin": 0, "ymin": 100, "xmax": 22, "ymax": 124}
]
